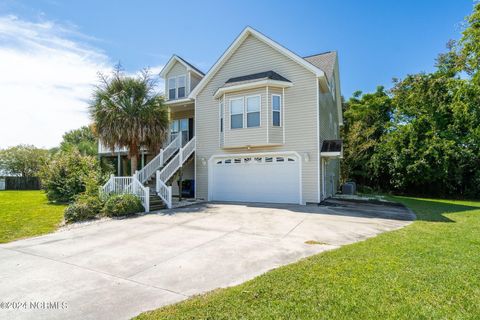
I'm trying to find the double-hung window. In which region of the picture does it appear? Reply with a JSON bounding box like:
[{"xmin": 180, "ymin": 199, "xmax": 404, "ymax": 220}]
[
  {"xmin": 272, "ymin": 94, "xmax": 281, "ymax": 127},
  {"xmin": 168, "ymin": 78, "xmax": 176, "ymax": 100},
  {"xmin": 168, "ymin": 75, "xmax": 186, "ymax": 100},
  {"xmin": 177, "ymin": 76, "xmax": 186, "ymax": 98},
  {"xmin": 219, "ymin": 101, "xmax": 224, "ymax": 132},
  {"xmin": 246, "ymin": 96, "xmax": 260, "ymax": 128},
  {"xmin": 230, "ymin": 98, "xmax": 244, "ymax": 129}
]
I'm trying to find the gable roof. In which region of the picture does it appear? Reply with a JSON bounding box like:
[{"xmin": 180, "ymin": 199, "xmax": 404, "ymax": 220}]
[
  {"xmin": 189, "ymin": 26, "xmax": 326, "ymax": 98},
  {"xmin": 304, "ymin": 51, "xmax": 337, "ymax": 83},
  {"xmin": 225, "ymin": 70, "xmax": 291, "ymax": 86},
  {"xmin": 159, "ymin": 55, "xmax": 204, "ymax": 78}
]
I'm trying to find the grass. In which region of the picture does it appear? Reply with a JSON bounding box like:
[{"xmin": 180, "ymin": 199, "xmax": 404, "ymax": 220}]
[
  {"xmin": 0, "ymin": 190, "xmax": 66, "ymax": 243},
  {"xmin": 136, "ymin": 196, "xmax": 480, "ymax": 319}
]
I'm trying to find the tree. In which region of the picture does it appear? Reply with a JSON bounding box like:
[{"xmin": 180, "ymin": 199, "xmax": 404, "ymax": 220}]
[
  {"xmin": 0, "ymin": 145, "xmax": 49, "ymax": 177},
  {"xmin": 60, "ymin": 125, "xmax": 97, "ymax": 156},
  {"xmin": 39, "ymin": 149, "xmax": 105, "ymax": 203},
  {"xmin": 341, "ymin": 87, "xmax": 393, "ymax": 188},
  {"xmin": 89, "ymin": 67, "xmax": 169, "ymax": 174},
  {"xmin": 457, "ymin": 2, "xmax": 480, "ymax": 82}
]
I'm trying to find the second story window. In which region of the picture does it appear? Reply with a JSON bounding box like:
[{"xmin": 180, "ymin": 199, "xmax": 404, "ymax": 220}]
[
  {"xmin": 246, "ymin": 95, "xmax": 260, "ymax": 128},
  {"xmin": 177, "ymin": 75, "xmax": 186, "ymax": 98},
  {"xmin": 168, "ymin": 78, "xmax": 176, "ymax": 100},
  {"xmin": 168, "ymin": 75, "xmax": 187, "ymax": 100},
  {"xmin": 220, "ymin": 101, "xmax": 224, "ymax": 132},
  {"xmin": 230, "ymin": 98, "xmax": 244, "ymax": 129},
  {"xmin": 272, "ymin": 94, "xmax": 281, "ymax": 127}
]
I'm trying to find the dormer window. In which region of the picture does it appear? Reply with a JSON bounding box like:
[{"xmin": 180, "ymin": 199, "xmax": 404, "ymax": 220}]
[
  {"xmin": 168, "ymin": 75, "xmax": 187, "ymax": 100},
  {"xmin": 177, "ymin": 75, "xmax": 186, "ymax": 98}
]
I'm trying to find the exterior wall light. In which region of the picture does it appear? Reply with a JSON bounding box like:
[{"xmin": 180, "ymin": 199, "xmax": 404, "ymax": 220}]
[
  {"xmin": 201, "ymin": 157, "xmax": 207, "ymax": 166},
  {"xmin": 304, "ymin": 152, "xmax": 310, "ymax": 162}
]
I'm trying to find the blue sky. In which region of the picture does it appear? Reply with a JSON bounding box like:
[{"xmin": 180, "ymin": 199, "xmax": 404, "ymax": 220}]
[{"xmin": 0, "ymin": 0, "xmax": 474, "ymax": 148}]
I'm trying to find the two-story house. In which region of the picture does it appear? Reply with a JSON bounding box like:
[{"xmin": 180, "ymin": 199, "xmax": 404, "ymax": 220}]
[{"xmin": 101, "ymin": 27, "xmax": 343, "ymax": 211}]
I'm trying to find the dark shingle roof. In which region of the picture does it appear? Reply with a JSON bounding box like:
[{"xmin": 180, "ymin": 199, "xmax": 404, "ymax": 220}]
[
  {"xmin": 176, "ymin": 55, "xmax": 205, "ymax": 76},
  {"xmin": 321, "ymin": 139, "xmax": 343, "ymax": 153},
  {"xmin": 225, "ymin": 71, "xmax": 290, "ymax": 86},
  {"xmin": 303, "ymin": 51, "xmax": 337, "ymax": 83}
]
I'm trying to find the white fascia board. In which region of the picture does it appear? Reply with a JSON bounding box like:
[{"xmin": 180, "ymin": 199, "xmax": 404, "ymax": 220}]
[
  {"xmin": 189, "ymin": 26, "xmax": 326, "ymax": 99},
  {"xmin": 159, "ymin": 55, "xmax": 204, "ymax": 79},
  {"xmin": 164, "ymin": 97, "xmax": 194, "ymax": 105},
  {"xmin": 213, "ymin": 80, "xmax": 293, "ymax": 99}
]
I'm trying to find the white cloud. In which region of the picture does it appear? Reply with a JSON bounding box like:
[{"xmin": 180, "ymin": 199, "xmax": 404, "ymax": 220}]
[{"xmin": 0, "ymin": 15, "xmax": 111, "ymax": 149}]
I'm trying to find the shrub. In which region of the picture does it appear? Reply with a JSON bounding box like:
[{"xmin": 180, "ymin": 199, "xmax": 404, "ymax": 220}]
[
  {"xmin": 39, "ymin": 149, "xmax": 106, "ymax": 203},
  {"xmin": 63, "ymin": 188, "xmax": 105, "ymax": 223},
  {"xmin": 64, "ymin": 202, "xmax": 97, "ymax": 223},
  {"xmin": 102, "ymin": 194, "xmax": 143, "ymax": 217}
]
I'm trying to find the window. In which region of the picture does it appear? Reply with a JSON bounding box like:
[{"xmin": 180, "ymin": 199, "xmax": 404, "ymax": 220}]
[
  {"xmin": 168, "ymin": 78, "xmax": 176, "ymax": 100},
  {"xmin": 272, "ymin": 94, "xmax": 281, "ymax": 127},
  {"xmin": 246, "ymin": 95, "xmax": 260, "ymax": 127},
  {"xmin": 219, "ymin": 101, "xmax": 224, "ymax": 132},
  {"xmin": 177, "ymin": 76, "xmax": 186, "ymax": 98},
  {"xmin": 168, "ymin": 75, "xmax": 187, "ymax": 100},
  {"xmin": 230, "ymin": 98, "xmax": 244, "ymax": 129}
]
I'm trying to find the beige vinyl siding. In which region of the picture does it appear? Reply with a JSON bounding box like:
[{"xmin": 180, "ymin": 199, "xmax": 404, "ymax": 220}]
[
  {"xmin": 195, "ymin": 34, "xmax": 319, "ymax": 203},
  {"xmin": 318, "ymin": 84, "xmax": 341, "ymax": 198},
  {"xmin": 171, "ymin": 109, "xmax": 194, "ymax": 121},
  {"xmin": 190, "ymin": 73, "xmax": 202, "ymax": 92},
  {"xmin": 223, "ymin": 88, "xmax": 267, "ymax": 148}
]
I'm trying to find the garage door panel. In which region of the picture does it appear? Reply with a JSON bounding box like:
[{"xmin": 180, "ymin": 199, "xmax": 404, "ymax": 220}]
[{"xmin": 211, "ymin": 155, "xmax": 300, "ymax": 204}]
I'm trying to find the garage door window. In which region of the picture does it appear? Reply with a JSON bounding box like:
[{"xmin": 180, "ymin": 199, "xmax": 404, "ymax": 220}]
[{"xmin": 215, "ymin": 156, "xmax": 297, "ymax": 165}]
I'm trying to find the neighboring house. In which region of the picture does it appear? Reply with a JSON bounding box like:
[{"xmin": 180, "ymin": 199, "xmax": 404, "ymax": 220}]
[{"xmin": 100, "ymin": 27, "xmax": 343, "ymax": 211}]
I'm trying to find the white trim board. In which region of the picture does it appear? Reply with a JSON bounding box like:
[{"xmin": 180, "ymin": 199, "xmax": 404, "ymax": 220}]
[
  {"xmin": 190, "ymin": 26, "xmax": 326, "ymax": 99},
  {"xmin": 160, "ymin": 55, "xmax": 204, "ymax": 78}
]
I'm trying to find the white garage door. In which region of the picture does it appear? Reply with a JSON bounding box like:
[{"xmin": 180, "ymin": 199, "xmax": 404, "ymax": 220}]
[{"xmin": 210, "ymin": 154, "xmax": 301, "ymax": 204}]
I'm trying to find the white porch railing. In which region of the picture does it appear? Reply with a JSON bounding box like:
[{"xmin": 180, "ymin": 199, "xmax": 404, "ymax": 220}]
[
  {"xmin": 156, "ymin": 171, "xmax": 172, "ymax": 209},
  {"xmin": 101, "ymin": 174, "xmax": 150, "ymax": 213},
  {"xmin": 155, "ymin": 137, "xmax": 196, "ymax": 209},
  {"xmin": 136, "ymin": 133, "xmax": 182, "ymax": 183},
  {"xmin": 101, "ymin": 134, "xmax": 195, "ymax": 212}
]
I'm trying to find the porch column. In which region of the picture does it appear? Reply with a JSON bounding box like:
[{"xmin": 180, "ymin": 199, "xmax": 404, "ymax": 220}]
[
  {"xmin": 117, "ymin": 153, "xmax": 121, "ymax": 176},
  {"xmin": 141, "ymin": 150, "xmax": 145, "ymax": 169}
]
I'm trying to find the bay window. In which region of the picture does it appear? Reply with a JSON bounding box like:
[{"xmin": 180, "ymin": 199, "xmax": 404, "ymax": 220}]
[
  {"xmin": 272, "ymin": 94, "xmax": 281, "ymax": 127},
  {"xmin": 246, "ymin": 95, "xmax": 260, "ymax": 127},
  {"xmin": 230, "ymin": 98, "xmax": 244, "ymax": 129}
]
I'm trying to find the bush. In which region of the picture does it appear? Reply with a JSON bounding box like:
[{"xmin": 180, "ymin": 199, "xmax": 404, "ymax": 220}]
[
  {"xmin": 39, "ymin": 149, "xmax": 106, "ymax": 203},
  {"xmin": 64, "ymin": 202, "xmax": 97, "ymax": 223},
  {"xmin": 102, "ymin": 194, "xmax": 143, "ymax": 217}
]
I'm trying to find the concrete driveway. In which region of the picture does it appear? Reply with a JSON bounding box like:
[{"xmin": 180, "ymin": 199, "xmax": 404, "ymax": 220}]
[{"xmin": 0, "ymin": 200, "xmax": 414, "ymax": 320}]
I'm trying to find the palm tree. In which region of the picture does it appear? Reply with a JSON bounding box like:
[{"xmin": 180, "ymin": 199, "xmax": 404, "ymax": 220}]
[{"xmin": 90, "ymin": 67, "xmax": 169, "ymax": 175}]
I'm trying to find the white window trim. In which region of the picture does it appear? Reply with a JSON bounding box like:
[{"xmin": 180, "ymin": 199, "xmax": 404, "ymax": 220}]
[
  {"xmin": 177, "ymin": 75, "xmax": 186, "ymax": 99},
  {"xmin": 272, "ymin": 94, "xmax": 282, "ymax": 127},
  {"xmin": 219, "ymin": 100, "xmax": 224, "ymax": 132},
  {"xmin": 167, "ymin": 77, "xmax": 177, "ymax": 100},
  {"xmin": 245, "ymin": 94, "xmax": 261, "ymax": 128},
  {"xmin": 167, "ymin": 75, "xmax": 187, "ymax": 100},
  {"xmin": 229, "ymin": 97, "xmax": 244, "ymax": 130}
]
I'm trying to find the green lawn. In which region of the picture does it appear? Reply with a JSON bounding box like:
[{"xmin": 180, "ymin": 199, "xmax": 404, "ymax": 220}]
[
  {"xmin": 0, "ymin": 191, "xmax": 66, "ymax": 243},
  {"xmin": 136, "ymin": 196, "xmax": 480, "ymax": 320}
]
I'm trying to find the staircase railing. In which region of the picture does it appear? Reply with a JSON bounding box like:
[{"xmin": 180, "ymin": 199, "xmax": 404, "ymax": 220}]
[
  {"xmin": 155, "ymin": 136, "xmax": 196, "ymax": 209},
  {"xmin": 137, "ymin": 133, "xmax": 182, "ymax": 183},
  {"xmin": 101, "ymin": 174, "xmax": 150, "ymax": 212},
  {"xmin": 156, "ymin": 171, "xmax": 172, "ymax": 209}
]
